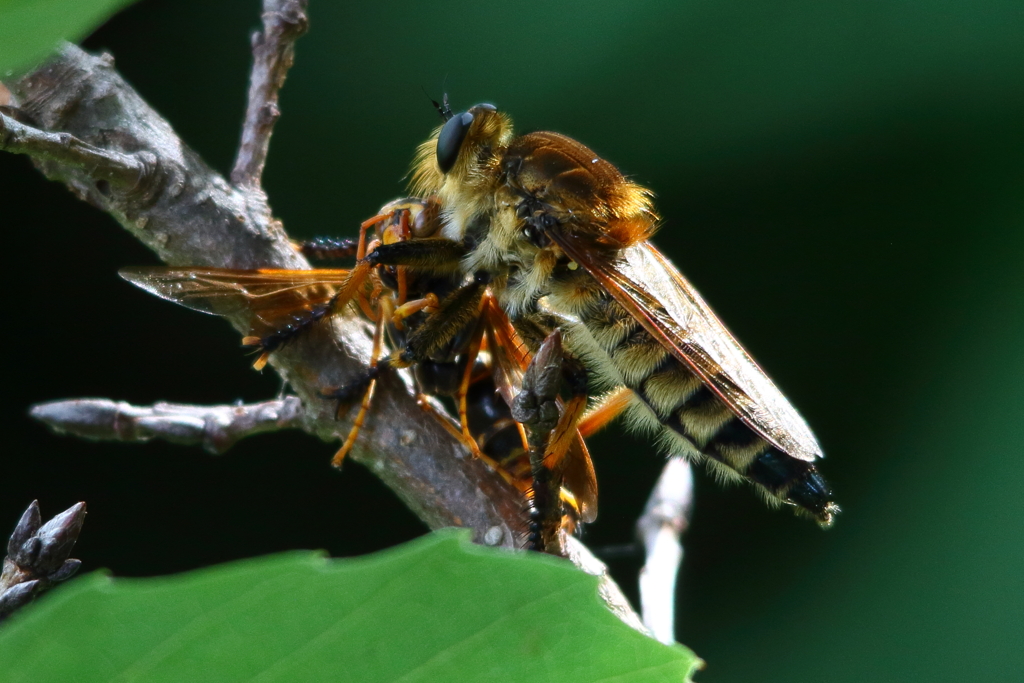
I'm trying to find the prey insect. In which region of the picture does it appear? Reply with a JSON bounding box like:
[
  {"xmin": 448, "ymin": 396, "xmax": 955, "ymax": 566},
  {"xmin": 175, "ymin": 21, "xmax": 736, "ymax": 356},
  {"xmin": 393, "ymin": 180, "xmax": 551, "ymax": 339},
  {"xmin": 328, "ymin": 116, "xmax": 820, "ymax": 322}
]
[
  {"xmin": 299, "ymin": 197, "xmax": 601, "ymax": 542},
  {"xmin": 120, "ymin": 197, "xmax": 600, "ymax": 550},
  {"xmin": 386, "ymin": 101, "xmax": 840, "ymax": 529}
]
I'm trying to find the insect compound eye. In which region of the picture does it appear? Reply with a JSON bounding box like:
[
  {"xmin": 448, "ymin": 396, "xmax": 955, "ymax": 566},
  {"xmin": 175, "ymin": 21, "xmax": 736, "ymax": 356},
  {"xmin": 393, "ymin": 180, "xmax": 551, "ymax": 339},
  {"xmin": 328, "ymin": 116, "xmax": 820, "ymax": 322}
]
[
  {"xmin": 436, "ymin": 111, "xmax": 475, "ymax": 174},
  {"xmin": 409, "ymin": 203, "xmax": 441, "ymax": 238}
]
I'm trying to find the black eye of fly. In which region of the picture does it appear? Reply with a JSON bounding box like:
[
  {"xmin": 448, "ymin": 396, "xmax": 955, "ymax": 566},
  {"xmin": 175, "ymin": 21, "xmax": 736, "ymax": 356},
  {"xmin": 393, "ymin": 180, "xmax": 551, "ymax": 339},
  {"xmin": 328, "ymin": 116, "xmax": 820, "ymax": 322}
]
[{"xmin": 436, "ymin": 111, "xmax": 474, "ymax": 174}]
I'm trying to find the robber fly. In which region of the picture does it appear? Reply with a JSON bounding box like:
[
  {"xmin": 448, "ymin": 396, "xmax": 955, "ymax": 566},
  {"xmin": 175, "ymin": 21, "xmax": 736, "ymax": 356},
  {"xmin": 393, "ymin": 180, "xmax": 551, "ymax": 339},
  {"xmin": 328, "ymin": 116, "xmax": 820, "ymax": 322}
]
[
  {"xmin": 361, "ymin": 102, "xmax": 839, "ymax": 528},
  {"xmin": 120, "ymin": 197, "xmax": 597, "ymax": 550}
]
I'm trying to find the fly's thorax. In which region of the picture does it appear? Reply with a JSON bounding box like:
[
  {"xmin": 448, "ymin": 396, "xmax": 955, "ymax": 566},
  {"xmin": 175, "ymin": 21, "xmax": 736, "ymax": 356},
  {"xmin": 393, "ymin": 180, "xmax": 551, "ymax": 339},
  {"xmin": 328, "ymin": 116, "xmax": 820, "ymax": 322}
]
[
  {"xmin": 501, "ymin": 252, "xmax": 563, "ymax": 318},
  {"xmin": 465, "ymin": 199, "xmax": 569, "ymax": 317}
]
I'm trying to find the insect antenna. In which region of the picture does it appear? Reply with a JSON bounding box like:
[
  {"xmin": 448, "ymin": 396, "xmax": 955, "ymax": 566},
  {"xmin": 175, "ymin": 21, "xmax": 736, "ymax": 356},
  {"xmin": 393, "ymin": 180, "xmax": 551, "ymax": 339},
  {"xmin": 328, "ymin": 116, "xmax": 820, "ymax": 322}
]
[{"xmin": 422, "ymin": 84, "xmax": 454, "ymax": 121}]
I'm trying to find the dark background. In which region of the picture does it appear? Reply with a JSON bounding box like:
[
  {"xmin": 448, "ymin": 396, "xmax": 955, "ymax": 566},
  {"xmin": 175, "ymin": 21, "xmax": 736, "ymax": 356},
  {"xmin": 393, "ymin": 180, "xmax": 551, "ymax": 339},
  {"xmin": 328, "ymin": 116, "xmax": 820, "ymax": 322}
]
[{"xmin": 3, "ymin": 1, "xmax": 1022, "ymax": 680}]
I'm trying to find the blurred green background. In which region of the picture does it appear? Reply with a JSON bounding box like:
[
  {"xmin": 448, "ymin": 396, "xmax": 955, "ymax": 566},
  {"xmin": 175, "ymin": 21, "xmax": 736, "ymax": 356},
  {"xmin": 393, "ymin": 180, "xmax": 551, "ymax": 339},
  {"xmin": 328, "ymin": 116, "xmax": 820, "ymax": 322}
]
[{"xmin": 3, "ymin": 0, "xmax": 1022, "ymax": 680}]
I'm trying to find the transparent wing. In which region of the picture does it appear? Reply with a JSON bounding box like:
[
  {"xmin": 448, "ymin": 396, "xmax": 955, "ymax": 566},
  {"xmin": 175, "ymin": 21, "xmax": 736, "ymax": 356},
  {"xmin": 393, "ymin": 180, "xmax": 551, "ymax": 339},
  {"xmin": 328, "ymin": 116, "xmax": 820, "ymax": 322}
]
[
  {"xmin": 119, "ymin": 267, "xmax": 354, "ymax": 331},
  {"xmin": 547, "ymin": 236, "xmax": 822, "ymax": 462}
]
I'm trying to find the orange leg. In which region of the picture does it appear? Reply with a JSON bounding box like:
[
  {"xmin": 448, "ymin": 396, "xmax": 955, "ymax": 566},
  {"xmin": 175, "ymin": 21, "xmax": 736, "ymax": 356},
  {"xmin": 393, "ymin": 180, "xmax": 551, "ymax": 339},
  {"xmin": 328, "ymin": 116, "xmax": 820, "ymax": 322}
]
[
  {"xmin": 395, "ymin": 211, "xmax": 410, "ymax": 305},
  {"xmin": 391, "ymin": 293, "xmax": 440, "ymax": 331},
  {"xmin": 455, "ymin": 307, "xmax": 488, "ymax": 445},
  {"xmin": 331, "ymin": 308, "xmax": 386, "ymax": 467},
  {"xmin": 357, "ymin": 212, "xmax": 393, "ymax": 260},
  {"xmin": 242, "ymin": 338, "xmax": 274, "ymax": 371},
  {"xmin": 414, "ymin": 395, "xmax": 518, "ymax": 487},
  {"xmin": 326, "ymin": 259, "xmax": 375, "ymax": 318},
  {"xmin": 397, "ymin": 267, "xmax": 409, "ymax": 306},
  {"xmin": 577, "ymin": 387, "xmax": 632, "ymax": 438},
  {"xmin": 354, "ymin": 290, "xmax": 380, "ymax": 322},
  {"xmin": 542, "ymin": 394, "xmax": 588, "ymax": 473}
]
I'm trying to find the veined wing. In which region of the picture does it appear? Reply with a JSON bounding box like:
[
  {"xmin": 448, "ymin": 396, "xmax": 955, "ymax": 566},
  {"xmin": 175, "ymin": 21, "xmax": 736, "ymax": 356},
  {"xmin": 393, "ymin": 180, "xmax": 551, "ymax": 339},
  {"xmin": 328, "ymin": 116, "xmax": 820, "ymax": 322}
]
[
  {"xmin": 548, "ymin": 236, "xmax": 822, "ymax": 463},
  {"xmin": 119, "ymin": 267, "xmax": 354, "ymax": 330}
]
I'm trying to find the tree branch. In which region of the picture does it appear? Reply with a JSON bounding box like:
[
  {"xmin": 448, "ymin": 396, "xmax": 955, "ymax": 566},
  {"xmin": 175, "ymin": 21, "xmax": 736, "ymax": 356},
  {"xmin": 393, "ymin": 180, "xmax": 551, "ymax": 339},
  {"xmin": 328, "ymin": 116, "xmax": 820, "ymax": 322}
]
[
  {"xmin": 231, "ymin": 0, "xmax": 309, "ymax": 188},
  {"xmin": 30, "ymin": 397, "xmax": 306, "ymax": 454},
  {"xmin": 4, "ymin": 43, "xmax": 524, "ymax": 548}
]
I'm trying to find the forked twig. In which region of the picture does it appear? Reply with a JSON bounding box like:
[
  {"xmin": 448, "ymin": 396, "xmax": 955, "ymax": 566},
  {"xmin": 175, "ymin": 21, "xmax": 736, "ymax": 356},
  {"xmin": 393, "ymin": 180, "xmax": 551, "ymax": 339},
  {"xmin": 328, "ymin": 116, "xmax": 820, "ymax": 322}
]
[{"xmin": 5, "ymin": 41, "xmax": 522, "ymax": 547}]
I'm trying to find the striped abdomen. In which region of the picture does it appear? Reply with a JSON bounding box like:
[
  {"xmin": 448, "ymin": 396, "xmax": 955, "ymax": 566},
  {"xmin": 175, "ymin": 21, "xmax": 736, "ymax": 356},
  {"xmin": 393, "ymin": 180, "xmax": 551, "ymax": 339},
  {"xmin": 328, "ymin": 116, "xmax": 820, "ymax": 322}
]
[{"xmin": 548, "ymin": 271, "xmax": 836, "ymax": 525}]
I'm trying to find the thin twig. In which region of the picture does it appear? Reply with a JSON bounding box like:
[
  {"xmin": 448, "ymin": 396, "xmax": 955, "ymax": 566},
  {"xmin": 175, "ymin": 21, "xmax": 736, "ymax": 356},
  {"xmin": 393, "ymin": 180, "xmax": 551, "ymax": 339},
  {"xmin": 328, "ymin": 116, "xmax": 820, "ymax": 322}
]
[
  {"xmin": 1, "ymin": 501, "xmax": 86, "ymax": 621},
  {"xmin": 231, "ymin": 0, "xmax": 309, "ymax": 188},
  {"xmin": 31, "ymin": 397, "xmax": 306, "ymax": 454},
  {"xmin": 637, "ymin": 457, "xmax": 694, "ymax": 644}
]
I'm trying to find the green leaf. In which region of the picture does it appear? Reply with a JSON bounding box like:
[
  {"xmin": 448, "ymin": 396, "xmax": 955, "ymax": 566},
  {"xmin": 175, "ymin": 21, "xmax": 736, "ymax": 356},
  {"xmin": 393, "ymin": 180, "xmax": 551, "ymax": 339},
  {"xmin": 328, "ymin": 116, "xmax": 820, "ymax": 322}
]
[
  {"xmin": 0, "ymin": 0, "xmax": 138, "ymax": 76},
  {"xmin": 0, "ymin": 530, "xmax": 700, "ymax": 682}
]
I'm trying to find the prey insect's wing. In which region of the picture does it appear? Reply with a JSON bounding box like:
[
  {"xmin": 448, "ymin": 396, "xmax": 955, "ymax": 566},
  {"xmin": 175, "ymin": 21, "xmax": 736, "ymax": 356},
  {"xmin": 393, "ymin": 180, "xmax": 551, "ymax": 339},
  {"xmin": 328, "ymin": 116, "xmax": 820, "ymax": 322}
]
[
  {"xmin": 548, "ymin": 237, "xmax": 822, "ymax": 463},
  {"xmin": 481, "ymin": 295, "xmax": 599, "ymax": 522},
  {"xmin": 479, "ymin": 295, "xmax": 528, "ymax": 407},
  {"xmin": 119, "ymin": 267, "xmax": 354, "ymax": 332}
]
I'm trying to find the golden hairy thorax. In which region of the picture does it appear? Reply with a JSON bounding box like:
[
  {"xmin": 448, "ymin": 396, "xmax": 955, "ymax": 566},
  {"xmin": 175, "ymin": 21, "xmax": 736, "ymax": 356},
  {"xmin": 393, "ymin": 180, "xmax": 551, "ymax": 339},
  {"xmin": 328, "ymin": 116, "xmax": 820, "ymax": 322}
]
[{"xmin": 410, "ymin": 108, "xmax": 656, "ymax": 298}]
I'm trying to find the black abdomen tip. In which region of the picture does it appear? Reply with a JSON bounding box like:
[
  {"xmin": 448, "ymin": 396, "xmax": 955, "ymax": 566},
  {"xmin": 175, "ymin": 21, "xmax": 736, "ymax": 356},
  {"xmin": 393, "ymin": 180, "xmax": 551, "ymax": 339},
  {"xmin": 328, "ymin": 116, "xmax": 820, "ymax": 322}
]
[{"xmin": 747, "ymin": 448, "xmax": 838, "ymax": 527}]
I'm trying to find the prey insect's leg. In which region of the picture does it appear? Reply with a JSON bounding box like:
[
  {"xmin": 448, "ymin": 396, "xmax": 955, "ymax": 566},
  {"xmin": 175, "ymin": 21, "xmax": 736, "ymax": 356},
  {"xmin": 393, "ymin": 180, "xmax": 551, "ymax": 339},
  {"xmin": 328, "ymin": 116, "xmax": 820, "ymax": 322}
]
[
  {"xmin": 387, "ymin": 275, "xmax": 487, "ymax": 369},
  {"xmin": 414, "ymin": 395, "xmax": 517, "ymax": 485},
  {"xmin": 340, "ymin": 237, "xmax": 467, "ymax": 365},
  {"xmin": 326, "ymin": 310, "xmax": 387, "ymax": 467},
  {"xmin": 455, "ymin": 303, "xmax": 489, "ymax": 446},
  {"xmin": 391, "ymin": 293, "xmax": 440, "ymax": 331}
]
